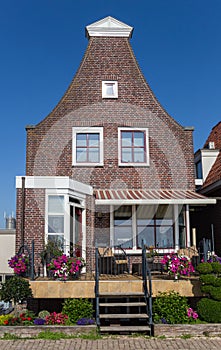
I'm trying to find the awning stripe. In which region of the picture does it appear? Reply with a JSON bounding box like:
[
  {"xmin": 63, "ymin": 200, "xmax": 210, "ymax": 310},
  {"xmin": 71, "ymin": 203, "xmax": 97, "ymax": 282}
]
[{"xmin": 94, "ymin": 188, "xmax": 216, "ymax": 205}]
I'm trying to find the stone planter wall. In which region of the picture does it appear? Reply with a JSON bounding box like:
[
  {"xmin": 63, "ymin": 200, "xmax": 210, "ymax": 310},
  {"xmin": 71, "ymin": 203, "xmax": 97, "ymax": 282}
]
[
  {"xmin": 0, "ymin": 325, "xmax": 96, "ymax": 338},
  {"xmin": 1, "ymin": 323, "xmax": 221, "ymax": 338},
  {"xmin": 154, "ymin": 324, "xmax": 221, "ymax": 337}
]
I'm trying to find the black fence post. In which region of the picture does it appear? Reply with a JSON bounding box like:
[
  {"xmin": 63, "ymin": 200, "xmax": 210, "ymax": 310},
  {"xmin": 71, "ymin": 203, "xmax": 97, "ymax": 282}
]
[{"xmin": 31, "ymin": 240, "xmax": 35, "ymax": 280}]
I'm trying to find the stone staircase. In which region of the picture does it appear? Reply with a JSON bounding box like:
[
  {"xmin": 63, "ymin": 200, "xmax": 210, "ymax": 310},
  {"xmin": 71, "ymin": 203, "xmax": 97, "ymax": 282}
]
[{"xmin": 98, "ymin": 291, "xmax": 151, "ymax": 334}]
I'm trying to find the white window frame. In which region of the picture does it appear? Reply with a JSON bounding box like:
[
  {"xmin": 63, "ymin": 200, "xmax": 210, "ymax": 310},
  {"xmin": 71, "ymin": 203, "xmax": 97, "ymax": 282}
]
[
  {"xmin": 72, "ymin": 127, "xmax": 104, "ymax": 166},
  {"xmin": 111, "ymin": 204, "xmax": 184, "ymax": 253},
  {"xmin": 45, "ymin": 192, "xmax": 67, "ymax": 252},
  {"xmin": 45, "ymin": 189, "xmax": 86, "ymax": 256},
  {"xmin": 102, "ymin": 81, "xmax": 118, "ymax": 98},
  {"xmin": 118, "ymin": 127, "xmax": 149, "ymax": 166}
]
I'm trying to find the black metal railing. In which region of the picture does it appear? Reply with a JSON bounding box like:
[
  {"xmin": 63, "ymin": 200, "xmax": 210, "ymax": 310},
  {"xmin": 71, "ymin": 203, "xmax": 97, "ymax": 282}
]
[
  {"xmin": 95, "ymin": 245, "xmax": 100, "ymax": 329},
  {"xmin": 97, "ymin": 245, "xmax": 129, "ymax": 275},
  {"xmin": 17, "ymin": 240, "xmax": 35, "ymax": 280},
  {"xmin": 142, "ymin": 243, "xmax": 153, "ymax": 336}
]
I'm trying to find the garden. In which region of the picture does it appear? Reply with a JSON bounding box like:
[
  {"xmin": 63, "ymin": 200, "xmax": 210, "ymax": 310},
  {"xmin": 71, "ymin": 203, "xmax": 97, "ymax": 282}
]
[{"xmin": 1, "ymin": 248, "xmax": 221, "ymax": 337}]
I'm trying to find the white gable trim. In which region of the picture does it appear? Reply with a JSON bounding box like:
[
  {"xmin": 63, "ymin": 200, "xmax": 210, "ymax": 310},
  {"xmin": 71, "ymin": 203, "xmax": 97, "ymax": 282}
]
[{"xmin": 86, "ymin": 16, "xmax": 133, "ymax": 38}]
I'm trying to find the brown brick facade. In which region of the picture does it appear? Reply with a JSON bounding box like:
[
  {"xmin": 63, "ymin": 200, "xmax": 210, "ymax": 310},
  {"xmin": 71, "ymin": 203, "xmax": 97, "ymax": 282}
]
[
  {"xmin": 16, "ymin": 18, "xmax": 196, "ymax": 272},
  {"xmin": 25, "ymin": 36, "xmax": 195, "ymax": 190}
]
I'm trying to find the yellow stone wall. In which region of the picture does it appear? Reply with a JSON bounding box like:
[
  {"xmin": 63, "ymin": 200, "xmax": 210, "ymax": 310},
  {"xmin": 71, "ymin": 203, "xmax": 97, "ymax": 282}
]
[{"xmin": 29, "ymin": 279, "xmax": 202, "ymax": 299}]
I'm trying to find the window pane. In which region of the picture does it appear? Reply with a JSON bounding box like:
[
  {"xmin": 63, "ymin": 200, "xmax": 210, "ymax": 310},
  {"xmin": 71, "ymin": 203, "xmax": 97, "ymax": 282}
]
[
  {"xmin": 48, "ymin": 216, "xmax": 64, "ymax": 233},
  {"xmin": 134, "ymin": 132, "xmax": 144, "ymax": 146},
  {"xmin": 155, "ymin": 205, "xmax": 173, "ymax": 224},
  {"xmin": 88, "ymin": 148, "xmax": 99, "ymax": 162},
  {"xmin": 156, "ymin": 205, "xmax": 173, "ymax": 219},
  {"xmin": 115, "ymin": 218, "xmax": 132, "ymax": 226},
  {"xmin": 88, "ymin": 133, "xmax": 99, "ymax": 147},
  {"xmin": 48, "ymin": 196, "xmax": 64, "ymax": 213},
  {"xmin": 134, "ymin": 149, "xmax": 145, "ymax": 163},
  {"xmin": 105, "ymin": 83, "xmax": 114, "ymax": 96},
  {"xmin": 76, "ymin": 134, "xmax": 87, "ymax": 147},
  {"xmin": 196, "ymin": 161, "xmax": 202, "ymax": 179},
  {"xmin": 178, "ymin": 205, "xmax": 185, "ymax": 225},
  {"xmin": 114, "ymin": 206, "xmax": 132, "ymax": 248},
  {"xmin": 156, "ymin": 226, "xmax": 174, "ymax": 248},
  {"xmin": 114, "ymin": 206, "xmax": 132, "ymax": 218},
  {"xmin": 122, "ymin": 132, "xmax": 132, "ymax": 146},
  {"xmin": 76, "ymin": 149, "xmax": 87, "ymax": 162},
  {"xmin": 137, "ymin": 206, "xmax": 156, "ymax": 220},
  {"xmin": 137, "ymin": 227, "xmax": 154, "ymax": 248},
  {"xmin": 48, "ymin": 235, "xmax": 64, "ymax": 251},
  {"xmin": 114, "ymin": 227, "xmax": 133, "ymax": 248},
  {"xmin": 122, "ymin": 149, "xmax": 132, "ymax": 162}
]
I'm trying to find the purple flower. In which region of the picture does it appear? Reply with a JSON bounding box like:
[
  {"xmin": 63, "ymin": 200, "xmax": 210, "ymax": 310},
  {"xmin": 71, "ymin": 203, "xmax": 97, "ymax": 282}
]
[
  {"xmin": 77, "ymin": 318, "xmax": 95, "ymax": 325},
  {"xmin": 34, "ymin": 318, "xmax": 46, "ymax": 325}
]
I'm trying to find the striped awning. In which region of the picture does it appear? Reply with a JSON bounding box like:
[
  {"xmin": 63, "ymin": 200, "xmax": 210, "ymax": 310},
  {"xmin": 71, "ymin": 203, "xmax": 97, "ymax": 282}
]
[{"xmin": 94, "ymin": 189, "xmax": 216, "ymax": 205}]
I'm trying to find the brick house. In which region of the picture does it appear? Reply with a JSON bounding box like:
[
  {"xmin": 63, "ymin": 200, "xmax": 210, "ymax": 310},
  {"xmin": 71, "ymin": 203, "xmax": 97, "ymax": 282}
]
[
  {"xmin": 15, "ymin": 16, "xmax": 214, "ymax": 274},
  {"xmin": 193, "ymin": 121, "xmax": 221, "ymax": 254}
]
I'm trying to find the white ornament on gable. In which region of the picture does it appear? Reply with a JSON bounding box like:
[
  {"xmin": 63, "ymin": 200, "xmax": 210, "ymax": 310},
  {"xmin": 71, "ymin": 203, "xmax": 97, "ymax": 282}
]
[{"xmin": 86, "ymin": 16, "xmax": 133, "ymax": 38}]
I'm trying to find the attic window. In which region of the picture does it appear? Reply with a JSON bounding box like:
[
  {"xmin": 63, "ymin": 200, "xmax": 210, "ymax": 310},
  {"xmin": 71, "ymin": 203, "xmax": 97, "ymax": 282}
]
[{"xmin": 102, "ymin": 81, "xmax": 118, "ymax": 98}]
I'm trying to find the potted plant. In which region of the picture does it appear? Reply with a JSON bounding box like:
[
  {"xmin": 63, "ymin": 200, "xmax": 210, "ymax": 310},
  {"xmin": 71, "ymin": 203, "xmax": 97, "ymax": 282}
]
[
  {"xmin": 40, "ymin": 240, "xmax": 63, "ymax": 277},
  {"xmin": 8, "ymin": 253, "xmax": 29, "ymax": 276},
  {"xmin": 146, "ymin": 246, "xmax": 157, "ymax": 262},
  {"xmin": 47, "ymin": 254, "xmax": 85, "ymax": 280},
  {"xmin": 161, "ymin": 252, "xmax": 195, "ymax": 280}
]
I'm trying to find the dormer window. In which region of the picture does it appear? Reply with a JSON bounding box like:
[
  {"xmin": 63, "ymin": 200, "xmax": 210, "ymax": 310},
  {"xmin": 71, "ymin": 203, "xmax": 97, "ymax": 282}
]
[{"xmin": 102, "ymin": 81, "xmax": 118, "ymax": 98}]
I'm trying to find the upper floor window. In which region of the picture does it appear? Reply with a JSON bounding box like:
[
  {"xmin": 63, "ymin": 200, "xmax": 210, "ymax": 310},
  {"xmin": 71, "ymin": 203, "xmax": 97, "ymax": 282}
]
[
  {"xmin": 102, "ymin": 81, "xmax": 118, "ymax": 98},
  {"xmin": 72, "ymin": 127, "xmax": 103, "ymax": 166},
  {"xmin": 195, "ymin": 160, "xmax": 203, "ymax": 179},
  {"xmin": 118, "ymin": 127, "xmax": 149, "ymax": 166}
]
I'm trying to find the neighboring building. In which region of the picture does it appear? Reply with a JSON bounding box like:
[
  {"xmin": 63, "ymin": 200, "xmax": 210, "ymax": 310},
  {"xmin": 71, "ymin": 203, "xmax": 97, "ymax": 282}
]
[
  {"xmin": 16, "ymin": 16, "xmax": 214, "ymax": 274},
  {"xmin": 193, "ymin": 121, "xmax": 221, "ymax": 254},
  {"xmin": 0, "ymin": 216, "xmax": 16, "ymax": 282}
]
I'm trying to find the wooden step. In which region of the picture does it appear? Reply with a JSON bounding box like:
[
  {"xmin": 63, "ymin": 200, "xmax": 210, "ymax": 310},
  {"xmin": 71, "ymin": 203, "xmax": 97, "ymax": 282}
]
[
  {"xmin": 100, "ymin": 313, "xmax": 148, "ymax": 319},
  {"xmin": 100, "ymin": 325, "xmax": 150, "ymax": 332},
  {"xmin": 99, "ymin": 292, "xmax": 144, "ymax": 297},
  {"xmin": 99, "ymin": 302, "xmax": 146, "ymax": 307}
]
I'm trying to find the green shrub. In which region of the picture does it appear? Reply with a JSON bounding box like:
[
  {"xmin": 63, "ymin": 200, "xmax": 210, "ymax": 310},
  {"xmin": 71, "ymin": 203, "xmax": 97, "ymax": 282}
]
[
  {"xmin": 210, "ymin": 287, "xmax": 221, "ymax": 301},
  {"xmin": 196, "ymin": 262, "xmax": 213, "ymax": 274},
  {"xmin": 197, "ymin": 298, "xmax": 221, "ymax": 322},
  {"xmin": 0, "ymin": 276, "xmax": 33, "ymax": 304},
  {"xmin": 201, "ymin": 285, "xmax": 212, "ymax": 294},
  {"xmin": 213, "ymin": 278, "xmax": 221, "ymax": 287},
  {"xmin": 62, "ymin": 298, "xmax": 94, "ymax": 324},
  {"xmin": 200, "ymin": 274, "xmax": 216, "ymax": 285},
  {"xmin": 38, "ymin": 310, "xmax": 50, "ymax": 319},
  {"xmin": 153, "ymin": 291, "xmax": 189, "ymax": 324},
  {"xmin": 211, "ymin": 262, "xmax": 221, "ymax": 275}
]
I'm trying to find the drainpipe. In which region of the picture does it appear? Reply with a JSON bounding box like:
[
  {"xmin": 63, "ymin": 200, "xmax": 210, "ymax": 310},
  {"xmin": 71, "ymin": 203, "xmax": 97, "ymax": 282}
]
[{"xmin": 21, "ymin": 176, "xmax": 26, "ymax": 249}]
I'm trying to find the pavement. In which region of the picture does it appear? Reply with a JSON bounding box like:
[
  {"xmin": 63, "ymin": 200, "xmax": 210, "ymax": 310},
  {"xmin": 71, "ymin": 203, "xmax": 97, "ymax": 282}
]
[{"xmin": 0, "ymin": 337, "xmax": 221, "ymax": 349}]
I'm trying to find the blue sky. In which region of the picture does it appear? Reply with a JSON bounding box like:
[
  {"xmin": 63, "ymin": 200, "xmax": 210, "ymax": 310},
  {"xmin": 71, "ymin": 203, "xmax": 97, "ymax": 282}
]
[{"xmin": 0, "ymin": 0, "xmax": 221, "ymax": 228}]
